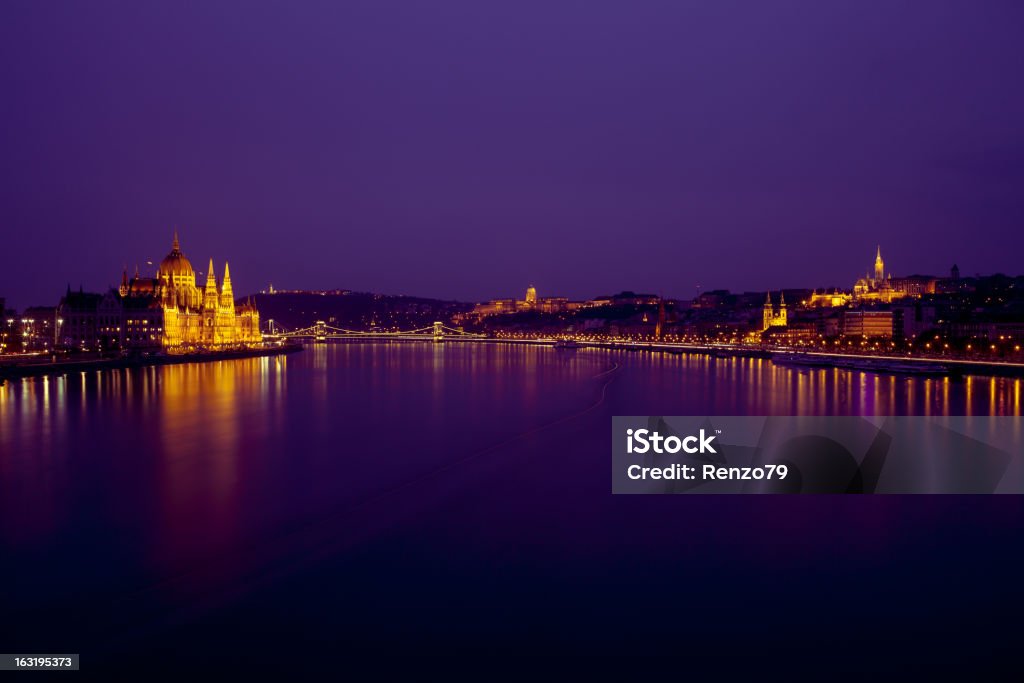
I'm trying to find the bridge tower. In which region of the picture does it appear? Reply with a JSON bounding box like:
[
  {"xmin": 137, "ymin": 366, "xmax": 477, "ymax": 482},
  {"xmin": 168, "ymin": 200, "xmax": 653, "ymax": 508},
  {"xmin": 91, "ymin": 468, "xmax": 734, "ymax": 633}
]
[
  {"xmin": 315, "ymin": 320, "xmax": 327, "ymax": 342},
  {"xmin": 433, "ymin": 321, "xmax": 444, "ymax": 343}
]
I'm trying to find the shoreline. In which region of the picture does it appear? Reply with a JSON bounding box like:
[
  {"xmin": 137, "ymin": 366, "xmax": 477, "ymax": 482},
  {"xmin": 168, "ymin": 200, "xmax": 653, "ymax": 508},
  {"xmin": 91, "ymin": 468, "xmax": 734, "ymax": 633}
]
[
  {"xmin": 0, "ymin": 343, "xmax": 303, "ymax": 380},
  {"xmin": 290, "ymin": 336, "xmax": 1024, "ymax": 379},
  {"xmin": 5, "ymin": 336, "xmax": 1024, "ymax": 380}
]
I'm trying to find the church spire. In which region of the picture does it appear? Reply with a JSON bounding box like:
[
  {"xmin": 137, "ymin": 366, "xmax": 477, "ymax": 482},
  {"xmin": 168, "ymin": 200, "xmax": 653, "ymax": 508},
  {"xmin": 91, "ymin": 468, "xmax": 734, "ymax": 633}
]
[
  {"xmin": 172, "ymin": 229, "xmax": 180, "ymax": 252},
  {"xmin": 220, "ymin": 262, "xmax": 235, "ymax": 310},
  {"xmin": 779, "ymin": 291, "xmax": 786, "ymax": 307},
  {"xmin": 205, "ymin": 259, "xmax": 218, "ymax": 291},
  {"xmin": 204, "ymin": 258, "xmax": 219, "ymax": 312}
]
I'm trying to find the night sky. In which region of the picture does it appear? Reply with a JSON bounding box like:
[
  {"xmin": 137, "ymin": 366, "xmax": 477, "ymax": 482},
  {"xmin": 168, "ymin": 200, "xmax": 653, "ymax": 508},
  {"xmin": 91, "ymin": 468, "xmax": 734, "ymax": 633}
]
[{"xmin": 2, "ymin": 1, "xmax": 1022, "ymax": 309}]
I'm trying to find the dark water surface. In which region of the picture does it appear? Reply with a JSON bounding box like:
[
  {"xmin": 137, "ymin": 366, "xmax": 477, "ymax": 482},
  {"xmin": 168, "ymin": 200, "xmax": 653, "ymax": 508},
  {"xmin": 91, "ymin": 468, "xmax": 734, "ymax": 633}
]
[{"xmin": 1, "ymin": 343, "xmax": 1022, "ymax": 678}]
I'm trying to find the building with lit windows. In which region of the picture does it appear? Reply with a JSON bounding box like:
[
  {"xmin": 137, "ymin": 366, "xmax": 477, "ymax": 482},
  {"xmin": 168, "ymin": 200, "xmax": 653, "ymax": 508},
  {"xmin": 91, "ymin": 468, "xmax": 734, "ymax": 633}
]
[
  {"xmin": 807, "ymin": 288, "xmax": 853, "ymax": 308},
  {"xmin": 52, "ymin": 233, "xmax": 261, "ymax": 352},
  {"xmin": 19, "ymin": 307, "xmax": 57, "ymax": 352},
  {"xmin": 762, "ymin": 292, "xmax": 788, "ymax": 331},
  {"xmin": 851, "ymin": 246, "xmax": 937, "ymax": 303},
  {"xmin": 117, "ymin": 232, "xmax": 261, "ymax": 350},
  {"xmin": 842, "ymin": 310, "xmax": 894, "ymax": 338},
  {"xmin": 472, "ymin": 285, "xmax": 577, "ymax": 318}
]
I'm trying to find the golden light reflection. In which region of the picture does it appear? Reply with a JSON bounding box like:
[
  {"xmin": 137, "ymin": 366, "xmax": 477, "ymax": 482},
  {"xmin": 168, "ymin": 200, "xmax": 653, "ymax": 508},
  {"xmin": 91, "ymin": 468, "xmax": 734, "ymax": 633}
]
[
  {"xmin": 965, "ymin": 376, "xmax": 974, "ymax": 417},
  {"xmin": 150, "ymin": 359, "xmax": 268, "ymax": 577}
]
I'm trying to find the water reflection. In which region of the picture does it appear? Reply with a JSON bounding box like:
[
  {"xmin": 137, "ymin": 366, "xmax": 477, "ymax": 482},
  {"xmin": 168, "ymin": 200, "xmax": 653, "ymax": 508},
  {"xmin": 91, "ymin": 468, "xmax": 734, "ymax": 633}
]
[
  {"xmin": 595, "ymin": 350, "xmax": 1022, "ymax": 417},
  {"xmin": 1, "ymin": 343, "xmax": 1022, "ymax": 658},
  {"xmin": 1, "ymin": 346, "xmax": 1022, "ymax": 565}
]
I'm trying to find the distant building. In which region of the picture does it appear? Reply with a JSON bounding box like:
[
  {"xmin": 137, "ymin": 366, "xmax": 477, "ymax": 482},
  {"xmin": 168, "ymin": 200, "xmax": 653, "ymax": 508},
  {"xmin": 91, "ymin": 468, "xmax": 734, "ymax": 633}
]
[
  {"xmin": 472, "ymin": 284, "xmax": 580, "ymax": 318},
  {"xmin": 843, "ymin": 310, "xmax": 893, "ymax": 338},
  {"xmin": 610, "ymin": 292, "xmax": 659, "ymax": 306},
  {"xmin": 1, "ymin": 301, "xmax": 15, "ymax": 354},
  {"xmin": 536, "ymin": 297, "xmax": 570, "ymax": 314},
  {"xmin": 817, "ymin": 314, "xmax": 842, "ymax": 337},
  {"xmin": 695, "ymin": 291, "xmax": 727, "ymax": 309},
  {"xmin": 56, "ymin": 288, "xmax": 104, "ymax": 350},
  {"xmin": 949, "ymin": 320, "xmax": 1024, "ymax": 343},
  {"xmin": 20, "ymin": 306, "xmax": 57, "ymax": 352},
  {"xmin": 851, "ymin": 246, "xmax": 936, "ymax": 303},
  {"xmin": 472, "ymin": 298, "xmax": 518, "ymax": 317},
  {"xmin": 762, "ymin": 292, "xmax": 788, "ymax": 331},
  {"xmin": 807, "ymin": 289, "xmax": 852, "ymax": 308},
  {"xmin": 761, "ymin": 321, "xmax": 817, "ymax": 344},
  {"xmin": 889, "ymin": 275, "xmax": 937, "ymax": 297}
]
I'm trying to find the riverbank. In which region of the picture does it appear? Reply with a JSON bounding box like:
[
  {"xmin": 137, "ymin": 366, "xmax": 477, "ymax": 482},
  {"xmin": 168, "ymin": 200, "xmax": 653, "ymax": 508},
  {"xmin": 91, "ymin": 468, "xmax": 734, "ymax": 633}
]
[
  {"xmin": 0, "ymin": 343, "xmax": 303, "ymax": 381},
  {"xmin": 330, "ymin": 336, "xmax": 1024, "ymax": 378}
]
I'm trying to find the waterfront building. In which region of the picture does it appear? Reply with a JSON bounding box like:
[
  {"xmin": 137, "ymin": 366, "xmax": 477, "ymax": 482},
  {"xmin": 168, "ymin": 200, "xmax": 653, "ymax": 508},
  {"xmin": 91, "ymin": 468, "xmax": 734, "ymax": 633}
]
[
  {"xmin": 19, "ymin": 306, "xmax": 57, "ymax": 352},
  {"xmin": 117, "ymin": 233, "xmax": 260, "ymax": 350},
  {"xmin": 842, "ymin": 310, "xmax": 894, "ymax": 338},
  {"xmin": 0, "ymin": 303, "xmax": 8, "ymax": 353},
  {"xmin": 762, "ymin": 292, "xmax": 788, "ymax": 331},
  {"xmin": 56, "ymin": 288, "xmax": 104, "ymax": 350},
  {"xmin": 52, "ymin": 233, "xmax": 261, "ymax": 352},
  {"xmin": 761, "ymin": 320, "xmax": 817, "ymax": 344}
]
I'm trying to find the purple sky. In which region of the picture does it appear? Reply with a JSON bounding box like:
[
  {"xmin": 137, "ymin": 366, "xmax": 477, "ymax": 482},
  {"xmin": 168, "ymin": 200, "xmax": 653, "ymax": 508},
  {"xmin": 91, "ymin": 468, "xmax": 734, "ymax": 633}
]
[{"xmin": 2, "ymin": 1, "xmax": 1023, "ymax": 309}]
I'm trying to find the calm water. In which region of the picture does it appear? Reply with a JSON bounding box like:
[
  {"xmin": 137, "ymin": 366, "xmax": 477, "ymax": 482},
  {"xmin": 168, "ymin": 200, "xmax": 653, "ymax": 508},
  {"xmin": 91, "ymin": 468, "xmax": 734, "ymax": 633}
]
[{"xmin": 1, "ymin": 343, "xmax": 1022, "ymax": 677}]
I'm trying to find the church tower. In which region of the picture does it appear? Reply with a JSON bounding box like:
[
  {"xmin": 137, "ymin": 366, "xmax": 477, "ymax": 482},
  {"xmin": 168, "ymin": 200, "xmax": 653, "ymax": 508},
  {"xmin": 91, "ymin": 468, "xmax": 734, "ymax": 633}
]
[
  {"xmin": 762, "ymin": 292, "xmax": 787, "ymax": 331},
  {"xmin": 204, "ymin": 259, "xmax": 219, "ymax": 308},
  {"xmin": 218, "ymin": 262, "xmax": 236, "ymax": 344},
  {"xmin": 220, "ymin": 262, "xmax": 235, "ymax": 312},
  {"xmin": 874, "ymin": 245, "xmax": 885, "ymax": 281},
  {"xmin": 204, "ymin": 259, "xmax": 219, "ymax": 343}
]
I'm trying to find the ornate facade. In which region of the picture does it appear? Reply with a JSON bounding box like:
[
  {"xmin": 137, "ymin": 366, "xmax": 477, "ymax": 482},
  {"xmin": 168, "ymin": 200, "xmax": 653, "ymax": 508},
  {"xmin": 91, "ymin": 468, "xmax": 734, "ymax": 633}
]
[
  {"xmin": 853, "ymin": 245, "xmax": 893, "ymax": 301},
  {"xmin": 120, "ymin": 233, "xmax": 261, "ymax": 351},
  {"xmin": 762, "ymin": 291, "xmax": 787, "ymax": 331}
]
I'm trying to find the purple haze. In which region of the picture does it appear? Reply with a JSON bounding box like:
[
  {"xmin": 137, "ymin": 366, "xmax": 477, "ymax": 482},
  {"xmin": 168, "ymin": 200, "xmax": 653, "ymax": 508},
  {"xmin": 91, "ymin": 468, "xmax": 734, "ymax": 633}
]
[{"xmin": 2, "ymin": 1, "xmax": 1023, "ymax": 309}]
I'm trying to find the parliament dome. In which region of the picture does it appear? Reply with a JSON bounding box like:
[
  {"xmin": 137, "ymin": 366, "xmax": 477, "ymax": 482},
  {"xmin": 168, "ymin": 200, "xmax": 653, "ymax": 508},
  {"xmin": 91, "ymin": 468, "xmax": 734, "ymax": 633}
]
[{"xmin": 159, "ymin": 232, "xmax": 194, "ymax": 278}]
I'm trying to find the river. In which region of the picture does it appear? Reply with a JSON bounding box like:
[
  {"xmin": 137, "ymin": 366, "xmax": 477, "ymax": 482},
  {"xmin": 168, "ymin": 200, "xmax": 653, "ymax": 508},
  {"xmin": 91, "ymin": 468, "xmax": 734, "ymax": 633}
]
[{"xmin": 1, "ymin": 343, "xmax": 1021, "ymax": 676}]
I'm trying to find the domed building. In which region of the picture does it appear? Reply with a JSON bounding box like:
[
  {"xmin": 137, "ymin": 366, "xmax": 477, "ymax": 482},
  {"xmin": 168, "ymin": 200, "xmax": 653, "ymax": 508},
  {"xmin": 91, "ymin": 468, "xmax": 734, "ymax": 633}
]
[{"xmin": 119, "ymin": 232, "xmax": 261, "ymax": 350}]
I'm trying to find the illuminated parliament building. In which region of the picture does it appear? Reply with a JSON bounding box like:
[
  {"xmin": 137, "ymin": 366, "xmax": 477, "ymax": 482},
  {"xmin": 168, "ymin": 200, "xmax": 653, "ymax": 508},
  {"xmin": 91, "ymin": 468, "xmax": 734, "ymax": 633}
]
[{"xmin": 115, "ymin": 232, "xmax": 261, "ymax": 350}]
